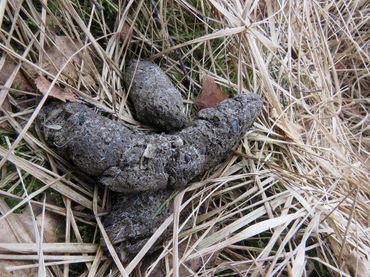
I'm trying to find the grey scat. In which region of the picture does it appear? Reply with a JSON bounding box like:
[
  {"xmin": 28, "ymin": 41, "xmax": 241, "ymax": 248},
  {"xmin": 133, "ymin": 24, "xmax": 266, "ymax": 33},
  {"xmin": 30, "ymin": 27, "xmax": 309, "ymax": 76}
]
[
  {"xmin": 230, "ymin": 118, "xmax": 240, "ymax": 133},
  {"xmin": 38, "ymin": 66, "xmax": 262, "ymax": 261},
  {"xmin": 53, "ymin": 136, "xmax": 75, "ymax": 148}
]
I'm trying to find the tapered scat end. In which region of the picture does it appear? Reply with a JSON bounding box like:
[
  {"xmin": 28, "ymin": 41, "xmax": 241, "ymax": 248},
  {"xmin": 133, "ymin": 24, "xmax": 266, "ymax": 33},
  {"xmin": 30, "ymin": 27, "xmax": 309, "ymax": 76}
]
[
  {"xmin": 197, "ymin": 92, "xmax": 262, "ymax": 135},
  {"xmin": 231, "ymin": 92, "xmax": 263, "ymax": 116},
  {"xmin": 235, "ymin": 92, "xmax": 263, "ymax": 130}
]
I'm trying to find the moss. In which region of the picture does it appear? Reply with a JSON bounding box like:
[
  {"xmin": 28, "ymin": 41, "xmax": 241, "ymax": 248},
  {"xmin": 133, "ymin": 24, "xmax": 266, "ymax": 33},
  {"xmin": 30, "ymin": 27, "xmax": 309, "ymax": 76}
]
[{"xmin": 78, "ymin": 223, "xmax": 95, "ymax": 242}]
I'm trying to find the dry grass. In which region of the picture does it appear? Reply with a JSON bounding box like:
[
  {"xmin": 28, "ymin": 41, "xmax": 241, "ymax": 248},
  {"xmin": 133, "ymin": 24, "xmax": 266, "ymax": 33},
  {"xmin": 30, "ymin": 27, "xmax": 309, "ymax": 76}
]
[{"xmin": 0, "ymin": 0, "xmax": 369, "ymax": 276}]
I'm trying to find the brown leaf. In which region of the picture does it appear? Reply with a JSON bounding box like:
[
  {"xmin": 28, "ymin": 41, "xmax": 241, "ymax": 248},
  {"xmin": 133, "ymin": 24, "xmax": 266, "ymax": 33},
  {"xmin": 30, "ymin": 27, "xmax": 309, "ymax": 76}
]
[
  {"xmin": 120, "ymin": 23, "xmax": 133, "ymax": 43},
  {"xmin": 35, "ymin": 75, "xmax": 77, "ymax": 102},
  {"xmin": 194, "ymin": 76, "xmax": 229, "ymax": 109},
  {"xmin": 40, "ymin": 35, "xmax": 96, "ymax": 86},
  {"xmin": 0, "ymin": 56, "xmax": 34, "ymax": 92},
  {"xmin": 0, "ymin": 211, "xmax": 59, "ymax": 276},
  {"xmin": 344, "ymin": 249, "xmax": 370, "ymax": 277}
]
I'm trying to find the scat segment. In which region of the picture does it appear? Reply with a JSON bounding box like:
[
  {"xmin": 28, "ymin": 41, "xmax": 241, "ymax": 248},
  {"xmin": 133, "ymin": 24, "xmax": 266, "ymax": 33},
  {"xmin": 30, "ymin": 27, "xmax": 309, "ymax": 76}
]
[
  {"xmin": 39, "ymin": 93, "xmax": 261, "ymax": 192},
  {"xmin": 103, "ymin": 189, "xmax": 173, "ymax": 261},
  {"xmin": 124, "ymin": 59, "xmax": 187, "ymax": 131},
  {"xmin": 39, "ymin": 93, "xmax": 262, "ymax": 193}
]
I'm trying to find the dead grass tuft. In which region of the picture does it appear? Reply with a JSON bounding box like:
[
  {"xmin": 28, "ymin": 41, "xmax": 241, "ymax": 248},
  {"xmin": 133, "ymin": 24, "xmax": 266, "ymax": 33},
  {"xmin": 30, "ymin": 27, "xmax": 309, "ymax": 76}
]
[{"xmin": 0, "ymin": 0, "xmax": 369, "ymax": 276}]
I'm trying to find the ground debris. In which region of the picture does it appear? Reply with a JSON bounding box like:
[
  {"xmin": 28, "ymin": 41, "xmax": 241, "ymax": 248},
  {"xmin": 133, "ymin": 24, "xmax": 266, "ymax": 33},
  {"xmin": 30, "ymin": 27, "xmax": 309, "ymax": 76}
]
[
  {"xmin": 35, "ymin": 75, "xmax": 77, "ymax": 102},
  {"xmin": 0, "ymin": 55, "xmax": 34, "ymax": 92},
  {"xmin": 40, "ymin": 35, "xmax": 96, "ymax": 87}
]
